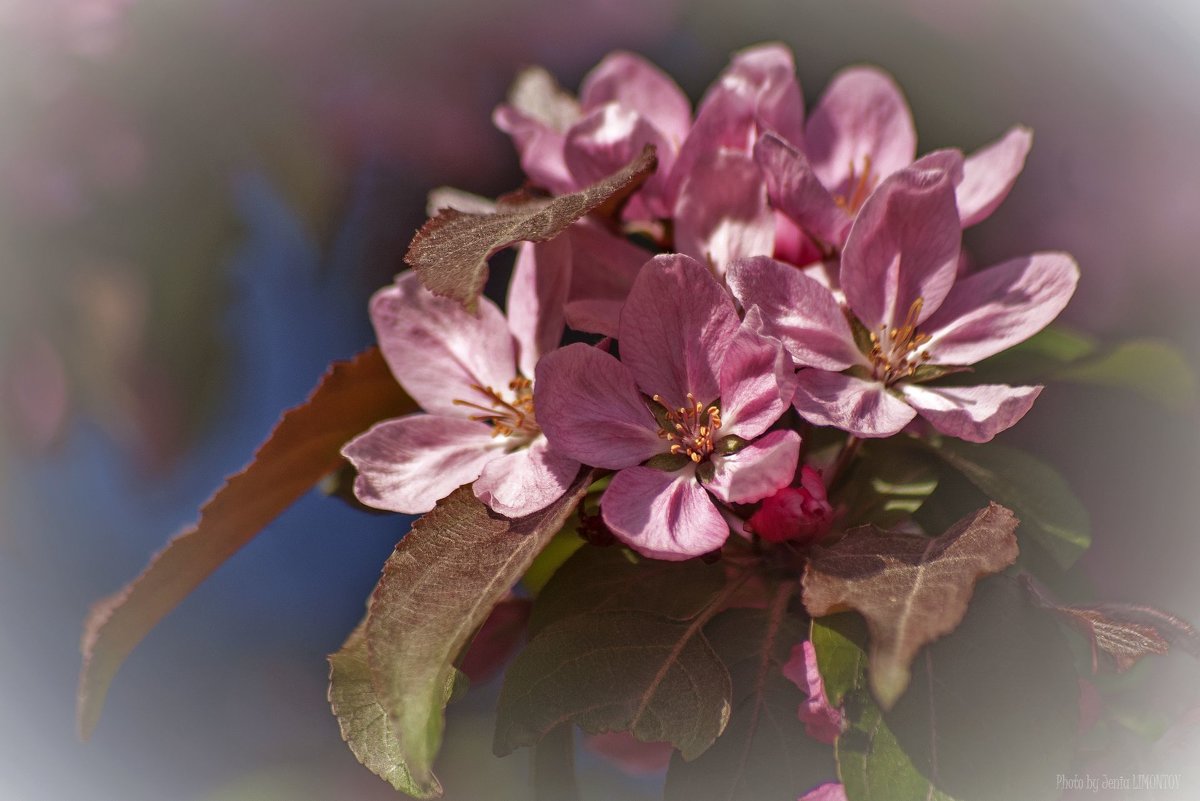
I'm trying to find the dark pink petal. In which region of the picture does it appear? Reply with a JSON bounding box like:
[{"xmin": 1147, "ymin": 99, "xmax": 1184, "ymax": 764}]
[
  {"xmin": 717, "ymin": 309, "xmax": 798, "ymax": 439},
  {"xmin": 806, "ymin": 66, "xmax": 916, "ymax": 195},
  {"xmin": 473, "ymin": 436, "xmax": 580, "ymax": 517},
  {"xmin": 618, "ymin": 254, "xmax": 740, "ymax": 409},
  {"xmin": 746, "ymin": 467, "xmax": 833, "ymax": 545},
  {"xmin": 901, "ymin": 383, "xmax": 1041, "ymax": 443},
  {"xmin": 782, "ymin": 640, "xmax": 846, "ymax": 744},
  {"xmin": 755, "ymin": 132, "xmax": 850, "ymax": 247},
  {"xmin": 493, "ymin": 105, "xmax": 576, "ymax": 195},
  {"xmin": 704, "ymin": 429, "xmax": 800, "ymax": 505},
  {"xmin": 583, "ymin": 731, "xmax": 674, "ymax": 777},
  {"xmin": 508, "ymin": 238, "xmax": 570, "ymax": 379},
  {"xmin": 562, "ymin": 221, "xmax": 653, "ymax": 337},
  {"xmin": 564, "ymin": 104, "xmax": 675, "ymax": 219},
  {"xmin": 792, "ymin": 371, "xmax": 916, "ymax": 438},
  {"xmin": 579, "ymin": 51, "xmax": 692, "ymax": 147},
  {"xmin": 601, "ymin": 466, "xmax": 730, "ymax": 560},
  {"xmin": 372, "ymin": 273, "xmax": 517, "ymax": 417},
  {"xmin": 534, "ymin": 343, "xmax": 662, "ymax": 469},
  {"xmin": 342, "ymin": 414, "xmax": 501, "ymax": 514},
  {"xmin": 674, "ymin": 149, "xmax": 775, "ymax": 273},
  {"xmin": 840, "ymin": 164, "xmax": 962, "ymax": 332},
  {"xmin": 922, "ymin": 252, "xmax": 1080, "ymax": 365},
  {"xmin": 727, "ymin": 256, "xmax": 863, "ymax": 371},
  {"xmin": 958, "ymin": 126, "xmax": 1033, "ymax": 227},
  {"xmin": 798, "ymin": 783, "xmax": 848, "ymax": 801}
]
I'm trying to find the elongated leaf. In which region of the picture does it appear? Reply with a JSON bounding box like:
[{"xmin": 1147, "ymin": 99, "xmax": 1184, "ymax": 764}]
[
  {"xmin": 1023, "ymin": 576, "xmax": 1200, "ymax": 672},
  {"xmin": 1059, "ymin": 338, "xmax": 1200, "ymax": 412},
  {"xmin": 811, "ymin": 616, "xmax": 954, "ymax": 801},
  {"xmin": 493, "ymin": 609, "xmax": 732, "ymax": 760},
  {"xmin": 405, "ymin": 146, "xmax": 657, "ymax": 309},
  {"xmin": 928, "ymin": 439, "xmax": 1090, "ymax": 568},
  {"xmin": 802, "ymin": 504, "xmax": 1019, "ymax": 708},
  {"xmin": 328, "ymin": 623, "xmax": 441, "ymax": 797},
  {"xmin": 528, "ymin": 544, "xmax": 727, "ymax": 636},
  {"xmin": 664, "ymin": 590, "xmax": 835, "ymax": 801},
  {"xmin": 365, "ymin": 471, "xmax": 592, "ymax": 789},
  {"xmin": 885, "ymin": 578, "xmax": 1079, "ymax": 801},
  {"xmin": 78, "ymin": 347, "xmax": 413, "ymax": 739}
]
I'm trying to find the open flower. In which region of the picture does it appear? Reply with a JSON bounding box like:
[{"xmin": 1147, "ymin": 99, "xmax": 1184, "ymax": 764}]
[
  {"xmin": 535, "ymin": 253, "xmax": 798, "ymax": 560},
  {"xmin": 341, "ymin": 248, "xmax": 579, "ymax": 517},
  {"xmin": 730, "ymin": 159, "xmax": 1078, "ymax": 442},
  {"xmin": 754, "ymin": 65, "xmax": 1033, "ymax": 251}
]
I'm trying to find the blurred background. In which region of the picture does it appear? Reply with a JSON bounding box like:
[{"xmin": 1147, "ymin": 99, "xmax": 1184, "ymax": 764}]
[{"xmin": 2, "ymin": 0, "xmax": 1199, "ymax": 799}]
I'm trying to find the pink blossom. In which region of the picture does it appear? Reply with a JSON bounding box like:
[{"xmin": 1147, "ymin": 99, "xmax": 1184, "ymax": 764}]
[
  {"xmin": 729, "ymin": 159, "xmax": 1078, "ymax": 442},
  {"xmin": 583, "ymin": 731, "xmax": 673, "ymax": 776},
  {"xmin": 755, "ymin": 65, "xmax": 1032, "ymax": 253},
  {"xmin": 535, "ymin": 254, "xmax": 798, "ymax": 560},
  {"xmin": 746, "ymin": 466, "xmax": 833, "ymax": 544},
  {"xmin": 782, "ymin": 640, "xmax": 846, "ymax": 745},
  {"xmin": 495, "ymin": 46, "xmax": 794, "ymax": 272},
  {"xmin": 341, "ymin": 250, "xmax": 579, "ymax": 517}
]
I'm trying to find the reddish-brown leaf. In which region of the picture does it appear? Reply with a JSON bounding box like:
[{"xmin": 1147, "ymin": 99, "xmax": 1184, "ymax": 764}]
[
  {"xmin": 1023, "ymin": 576, "xmax": 1200, "ymax": 673},
  {"xmin": 404, "ymin": 145, "xmax": 657, "ymax": 309},
  {"xmin": 78, "ymin": 347, "xmax": 414, "ymax": 739},
  {"xmin": 802, "ymin": 503, "xmax": 1020, "ymax": 708}
]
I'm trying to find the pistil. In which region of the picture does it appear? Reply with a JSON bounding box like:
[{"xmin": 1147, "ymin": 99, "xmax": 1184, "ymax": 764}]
[
  {"xmin": 453, "ymin": 376, "xmax": 538, "ymax": 438},
  {"xmin": 867, "ymin": 298, "xmax": 933, "ymax": 385},
  {"xmin": 834, "ymin": 154, "xmax": 875, "ymax": 215}
]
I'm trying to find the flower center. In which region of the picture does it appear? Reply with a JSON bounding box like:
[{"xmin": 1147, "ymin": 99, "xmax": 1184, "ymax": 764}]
[
  {"xmin": 653, "ymin": 393, "xmax": 722, "ymax": 463},
  {"xmin": 867, "ymin": 298, "xmax": 933, "ymax": 385},
  {"xmin": 834, "ymin": 154, "xmax": 875, "ymax": 215},
  {"xmin": 453, "ymin": 376, "xmax": 538, "ymax": 439}
]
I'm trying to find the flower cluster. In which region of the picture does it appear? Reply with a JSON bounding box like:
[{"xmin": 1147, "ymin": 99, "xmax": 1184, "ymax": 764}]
[{"xmin": 344, "ymin": 43, "xmax": 1077, "ymax": 563}]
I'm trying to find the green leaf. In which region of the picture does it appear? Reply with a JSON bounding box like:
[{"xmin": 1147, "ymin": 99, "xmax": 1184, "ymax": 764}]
[
  {"xmin": 663, "ymin": 590, "xmax": 836, "ymax": 801},
  {"xmin": 364, "ymin": 471, "xmax": 593, "ymax": 789},
  {"xmin": 493, "ymin": 610, "xmax": 732, "ymax": 760},
  {"xmin": 885, "ymin": 578, "xmax": 1080, "ymax": 801},
  {"xmin": 521, "ymin": 526, "xmax": 585, "ymax": 597},
  {"xmin": 836, "ymin": 440, "xmax": 939, "ymax": 528},
  {"xmin": 405, "ymin": 146, "xmax": 657, "ymax": 309},
  {"xmin": 952, "ymin": 326, "xmax": 1095, "ymax": 386},
  {"xmin": 817, "ymin": 579, "xmax": 1080, "ymax": 801},
  {"xmin": 77, "ymin": 347, "xmax": 414, "ymax": 739},
  {"xmin": 528, "ymin": 544, "xmax": 727, "ymax": 636},
  {"xmin": 328, "ymin": 622, "xmax": 442, "ymax": 797},
  {"xmin": 928, "ymin": 439, "xmax": 1091, "ymax": 568},
  {"xmin": 802, "ymin": 504, "xmax": 1020, "ymax": 708},
  {"xmin": 1058, "ymin": 338, "xmax": 1199, "ymax": 413}
]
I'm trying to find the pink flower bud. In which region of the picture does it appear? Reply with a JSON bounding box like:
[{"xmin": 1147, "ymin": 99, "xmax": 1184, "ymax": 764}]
[{"xmin": 746, "ymin": 466, "xmax": 833, "ymax": 544}]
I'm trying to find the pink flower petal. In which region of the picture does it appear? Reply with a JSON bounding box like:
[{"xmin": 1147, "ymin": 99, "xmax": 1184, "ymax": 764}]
[
  {"xmin": 583, "ymin": 731, "xmax": 674, "ymax": 777},
  {"xmin": 473, "ymin": 436, "xmax": 580, "ymax": 517},
  {"xmin": 507, "ymin": 238, "xmax": 570, "ymax": 379},
  {"xmin": 840, "ymin": 164, "xmax": 962, "ymax": 333},
  {"xmin": 727, "ymin": 256, "xmax": 863, "ymax": 372},
  {"xmin": 579, "ymin": 51, "xmax": 692, "ymax": 147},
  {"xmin": 674, "ymin": 149, "xmax": 775, "ymax": 273},
  {"xmin": 719, "ymin": 43, "xmax": 806, "ymax": 147},
  {"xmin": 798, "ymin": 783, "xmax": 848, "ymax": 801},
  {"xmin": 783, "ymin": 641, "xmax": 846, "ymax": 745},
  {"xmin": 492, "ymin": 105, "xmax": 576, "ymax": 195},
  {"xmin": 746, "ymin": 468, "xmax": 834, "ymax": 545},
  {"xmin": 792, "ymin": 371, "xmax": 916, "ymax": 438},
  {"xmin": 618, "ymin": 253, "xmax": 740, "ymax": 409},
  {"xmin": 562, "ymin": 221, "xmax": 653, "ymax": 338},
  {"xmin": 922, "ymin": 252, "xmax": 1080, "ymax": 365},
  {"xmin": 901, "ymin": 383, "xmax": 1042, "ymax": 442},
  {"xmin": 754, "ymin": 132, "xmax": 850, "ymax": 247},
  {"xmin": 806, "ymin": 66, "xmax": 916, "ymax": 196},
  {"xmin": 534, "ymin": 343, "xmax": 663, "ymax": 469},
  {"xmin": 601, "ymin": 466, "xmax": 730, "ymax": 560},
  {"xmin": 957, "ymin": 125, "xmax": 1033, "ymax": 227},
  {"xmin": 372, "ymin": 273, "xmax": 517, "ymax": 417},
  {"xmin": 704, "ymin": 429, "xmax": 800, "ymax": 505},
  {"xmin": 717, "ymin": 309, "xmax": 798, "ymax": 439},
  {"xmin": 342, "ymin": 414, "xmax": 501, "ymax": 514},
  {"xmin": 564, "ymin": 104, "xmax": 675, "ymax": 218}
]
